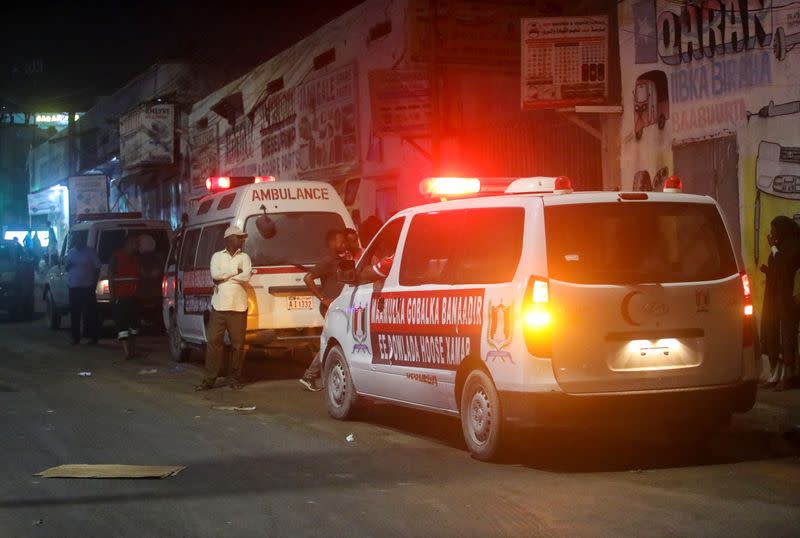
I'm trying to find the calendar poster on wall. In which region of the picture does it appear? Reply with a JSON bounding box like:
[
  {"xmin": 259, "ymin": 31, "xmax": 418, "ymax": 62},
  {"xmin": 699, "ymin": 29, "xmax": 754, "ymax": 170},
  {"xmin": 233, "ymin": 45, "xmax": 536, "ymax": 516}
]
[{"xmin": 521, "ymin": 16, "xmax": 608, "ymax": 110}]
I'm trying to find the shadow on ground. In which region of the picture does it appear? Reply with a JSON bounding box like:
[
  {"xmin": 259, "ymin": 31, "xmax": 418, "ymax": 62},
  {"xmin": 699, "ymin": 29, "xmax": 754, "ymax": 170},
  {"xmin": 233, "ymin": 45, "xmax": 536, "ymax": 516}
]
[{"xmin": 351, "ymin": 402, "xmax": 800, "ymax": 473}]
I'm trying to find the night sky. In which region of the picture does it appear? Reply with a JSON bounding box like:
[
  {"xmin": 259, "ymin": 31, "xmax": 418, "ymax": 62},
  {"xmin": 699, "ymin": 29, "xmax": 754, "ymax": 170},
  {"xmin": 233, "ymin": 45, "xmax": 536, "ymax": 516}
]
[{"xmin": 0, "ymin": 0, "xmax": 363, "ymax": 112}]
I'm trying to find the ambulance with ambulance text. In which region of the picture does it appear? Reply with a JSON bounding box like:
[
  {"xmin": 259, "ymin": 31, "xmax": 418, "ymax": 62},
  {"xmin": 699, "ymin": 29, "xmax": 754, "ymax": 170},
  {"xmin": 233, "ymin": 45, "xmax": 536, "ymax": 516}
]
[
  {"xmin": 319, "ymin": 176, "xmax": 758, "ymax": 461},
  {"xmin": 163, "ymin": 176, "xmax": 355, "ymax": 361}
]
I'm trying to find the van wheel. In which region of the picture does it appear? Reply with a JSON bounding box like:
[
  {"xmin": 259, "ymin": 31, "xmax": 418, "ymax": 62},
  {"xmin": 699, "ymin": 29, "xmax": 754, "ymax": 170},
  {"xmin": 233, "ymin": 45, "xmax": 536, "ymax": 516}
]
[
  {"xmin": 168, "ymin": 316, "xmax": 191, "ymax": 362},
  {"xmin": 461, "ymin": 370, "xmax": 504, "ymax": 461},
  {"xmin": 657, "ymin": 114, "xmax": 666, "ymax": 129},
  {"xmin": 324, "ymin": 345, "xmax": 357, "ymax": 420},
  {"xmin": 45, "ymin": 292, "xmax": 61, "ymax": 330}
]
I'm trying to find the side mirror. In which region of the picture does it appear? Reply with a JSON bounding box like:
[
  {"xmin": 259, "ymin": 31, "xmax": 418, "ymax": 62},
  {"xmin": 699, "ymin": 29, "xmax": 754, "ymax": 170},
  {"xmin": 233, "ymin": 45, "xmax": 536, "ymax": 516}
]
[
  {"xmin": 256, "ymin": 205, "xmax": 276, "ymax": 239},
  {"xmin": 337, "ymin": 258, "xmax": 356, "ymax": 284}
]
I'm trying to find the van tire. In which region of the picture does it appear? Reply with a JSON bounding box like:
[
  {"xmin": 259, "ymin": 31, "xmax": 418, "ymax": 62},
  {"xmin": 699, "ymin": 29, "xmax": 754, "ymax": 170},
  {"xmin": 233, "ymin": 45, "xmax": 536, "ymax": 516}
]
[
  {"xmin": 45, "ymin": 291, "xmax": 61, "ymax": 330},
  {"xmin": 461, "ymin": 370, "xmax": 504, "ymax": 461},
  {"xmin": 324, "ymin": 345, "xmax": 357, "ymax": 420},
  {"xmin": 168, "ymin": 316, "xmax": 191, "ymax": 362},
  {"xmin": 657, "ymin": 114, "xmax": 666, "ymax": 130}
]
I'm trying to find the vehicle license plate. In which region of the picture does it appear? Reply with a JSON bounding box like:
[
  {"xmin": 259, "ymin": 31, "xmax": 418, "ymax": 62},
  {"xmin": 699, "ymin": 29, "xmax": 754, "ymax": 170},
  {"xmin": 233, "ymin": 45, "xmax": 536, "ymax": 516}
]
[{"xmin": 287, "ymin": 296, "xmax": 313, "ymax": 310}]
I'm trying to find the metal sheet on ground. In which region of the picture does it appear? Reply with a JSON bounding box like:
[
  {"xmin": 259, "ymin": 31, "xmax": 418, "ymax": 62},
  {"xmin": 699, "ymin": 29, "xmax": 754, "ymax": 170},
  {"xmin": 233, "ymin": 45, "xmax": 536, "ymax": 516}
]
[{"xmin": 35, "ymin": 464, "xmax": 186, "ymax": 479}]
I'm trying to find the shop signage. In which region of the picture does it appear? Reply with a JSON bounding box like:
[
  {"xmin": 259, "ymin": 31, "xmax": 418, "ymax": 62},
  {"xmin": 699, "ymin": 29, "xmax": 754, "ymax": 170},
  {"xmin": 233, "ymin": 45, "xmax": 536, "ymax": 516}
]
[
  {"xmin": 120, "ymin": 104, "xmax": 175, "ymax": 167},
  {"xmin": 368, "ymin": 69, "xmax": 431, "ymax": 137},
  {"xmin": 521, "ymin": 16, "xmax": 609, "ymax": 110},
  {"xmin": 68, "ymin": 175, "xmax": 108, "ymax": 223}
]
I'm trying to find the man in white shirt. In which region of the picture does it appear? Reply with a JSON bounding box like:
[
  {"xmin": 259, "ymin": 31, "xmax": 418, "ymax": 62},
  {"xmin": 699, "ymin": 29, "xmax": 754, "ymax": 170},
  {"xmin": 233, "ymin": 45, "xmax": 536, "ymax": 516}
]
[{"xmin": 196, "ymin": 225, "xmax": 252, "ymax": 391}]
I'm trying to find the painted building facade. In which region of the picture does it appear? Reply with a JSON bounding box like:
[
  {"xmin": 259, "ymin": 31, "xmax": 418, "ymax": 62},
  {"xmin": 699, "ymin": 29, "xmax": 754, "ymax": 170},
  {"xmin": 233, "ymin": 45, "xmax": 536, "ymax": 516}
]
[
  {"xmin": 618, "ymin": 0, "xmax": 800, "ymax": 313},
  {"xmin": 188, "ymin": 0, "xmax": 616, "ymax": 223}
]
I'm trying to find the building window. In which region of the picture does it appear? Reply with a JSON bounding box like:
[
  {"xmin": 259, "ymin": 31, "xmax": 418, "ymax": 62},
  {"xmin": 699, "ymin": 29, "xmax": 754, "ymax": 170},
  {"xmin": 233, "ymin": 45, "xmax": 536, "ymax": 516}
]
[
  {"xmin": 197, "ymin": 199, "xmax": 213, "ymax": 215},
  {"xmin": 368, "ymin": 20, "xmax": 392, "ymax": 43},
  {"xmin": 313, "ymin": 48, "xmax": 336, "ymax": 71},
  {"xmin": 217, "ymin": 193, "xmax": 236, "ymax": 210}
]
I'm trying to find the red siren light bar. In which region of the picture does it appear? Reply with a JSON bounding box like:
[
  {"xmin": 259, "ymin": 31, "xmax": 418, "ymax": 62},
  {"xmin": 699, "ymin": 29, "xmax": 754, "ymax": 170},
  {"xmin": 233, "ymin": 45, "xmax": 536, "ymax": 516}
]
[
  {"xmin": 206, "ymin": 176, "xmax": 276, "ymax": 192},
  {"xmin": 664, "ymin": 175, "xmax": 683, "ymax": 193}
]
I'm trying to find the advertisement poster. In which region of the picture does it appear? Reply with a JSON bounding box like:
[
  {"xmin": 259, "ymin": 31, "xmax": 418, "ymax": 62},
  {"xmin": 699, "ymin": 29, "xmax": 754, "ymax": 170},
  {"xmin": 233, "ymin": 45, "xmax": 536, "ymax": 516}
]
[
  {"xmin": 253, "ymin": 63, "xmax": 358, "ymax": 180},
  {"xmin": 120, "ymin": 103, "xmax": 175, "ymax": 167},
  {"xmin": 369, "ymin": 289, "xmax": 484, "ymax": 370},
  {"xmin": 68, "ymin": 175, "xmax": 108, "ymax": 223},
  {"xmin": 27, "ymin": 189, "xmax": 62, "ymax": 216},
  {"xmin": 521, "ymin": 16, "xmax": 608, "ymax": 109},
  {"xmin": 368, "ymin": 69, "xmax": 431, "ymax": 137}
]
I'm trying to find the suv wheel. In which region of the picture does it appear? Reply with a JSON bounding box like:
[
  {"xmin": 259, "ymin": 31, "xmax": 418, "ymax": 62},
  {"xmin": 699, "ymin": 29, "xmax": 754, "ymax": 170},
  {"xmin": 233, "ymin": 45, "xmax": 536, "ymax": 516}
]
[
  {"xmin": 461, "ymin": 370, "xmax": 504, "ymax": 461},
  {"xmin": 168, "ymin": 315, "xmax": 190, "ymax": 362},
  {"xmin": 45, "ymin": 291, "xmax": 61, "ymax": 330},
  {"xmin": 324, "ymin": 345, "xmax": 357, "ymax": 420}
]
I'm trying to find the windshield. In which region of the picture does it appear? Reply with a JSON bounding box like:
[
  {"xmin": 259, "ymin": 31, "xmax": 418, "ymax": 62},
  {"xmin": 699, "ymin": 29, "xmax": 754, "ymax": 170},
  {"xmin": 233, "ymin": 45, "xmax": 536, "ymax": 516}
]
[
  {"xmin": 244, "ymin": 212, "xmax": 346, "ymax": 267},
  {"xmin": 544, "ymin": 202, "xmax": 738, "ymax": 284},
  {"xmin": 635, "ymin": 83, "xmax": 650, "ymax": 103}
]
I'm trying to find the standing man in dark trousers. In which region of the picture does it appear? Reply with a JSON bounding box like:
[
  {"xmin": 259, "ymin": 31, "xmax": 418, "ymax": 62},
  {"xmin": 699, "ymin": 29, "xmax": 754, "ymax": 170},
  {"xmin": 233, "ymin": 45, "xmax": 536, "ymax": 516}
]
[
  {"xmin": 64, "ymin": 233, "xmax": 100, "ymax": 345},
  {"xmin": 110, "ymin": 236, "xmax": 141, "ymax": 359},
  {"xmin": 299, "ymin": 229, "xmax": 346, "ymax": 391},
  {"xmin": 196, "ymin": 226, "xmax": 252, "ymax": 391}
]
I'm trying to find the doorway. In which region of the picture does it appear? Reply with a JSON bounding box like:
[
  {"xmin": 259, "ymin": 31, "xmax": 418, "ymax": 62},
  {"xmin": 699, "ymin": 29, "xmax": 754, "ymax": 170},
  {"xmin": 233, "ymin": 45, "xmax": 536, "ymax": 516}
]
[{"xmin": 673, "ymin": 136, "xmax": 741, "ymax": 255}]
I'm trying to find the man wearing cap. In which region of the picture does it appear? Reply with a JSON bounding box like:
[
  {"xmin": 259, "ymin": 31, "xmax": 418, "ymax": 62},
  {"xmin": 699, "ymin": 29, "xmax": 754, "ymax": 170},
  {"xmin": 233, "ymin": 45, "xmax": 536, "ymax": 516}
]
[{"xmin": 196, "ymin": 225, "xmax": 252, "ymax": 391}]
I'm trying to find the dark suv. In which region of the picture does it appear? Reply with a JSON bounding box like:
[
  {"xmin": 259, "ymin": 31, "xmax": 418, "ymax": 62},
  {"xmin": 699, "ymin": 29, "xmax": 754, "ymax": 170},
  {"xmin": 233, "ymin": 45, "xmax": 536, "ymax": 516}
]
[{"xmin": 0, "ymin": 240, "xmax": 35, "ymax": 321}]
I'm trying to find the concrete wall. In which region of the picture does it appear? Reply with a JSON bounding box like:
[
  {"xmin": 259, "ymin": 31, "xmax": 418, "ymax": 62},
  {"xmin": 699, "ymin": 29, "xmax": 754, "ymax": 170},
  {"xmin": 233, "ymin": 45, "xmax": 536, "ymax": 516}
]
[{"xmin": 618, "ymin": 0, "xmax": 800, "ymax": 313}]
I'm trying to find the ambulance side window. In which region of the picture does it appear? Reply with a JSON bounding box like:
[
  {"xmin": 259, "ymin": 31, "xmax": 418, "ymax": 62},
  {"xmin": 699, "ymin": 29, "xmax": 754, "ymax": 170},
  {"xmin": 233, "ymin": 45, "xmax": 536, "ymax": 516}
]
[
  {"xmin": 450, "ymin": 208, "xmax": 524, "ymax": 284},
  {"xmin": 357, "ymin": 217, "xmax": 405, "ymax": 274},
  {"xmin": 399, "ymin": 211, "xmax": 460, "ymax": 286},
  {"xmin": 195, "ymin": 224, "xmax": 228, "ymax": 269},
  {"xmin": 179, "ymin": 228, "xmax": 201, "ymax": 271}
]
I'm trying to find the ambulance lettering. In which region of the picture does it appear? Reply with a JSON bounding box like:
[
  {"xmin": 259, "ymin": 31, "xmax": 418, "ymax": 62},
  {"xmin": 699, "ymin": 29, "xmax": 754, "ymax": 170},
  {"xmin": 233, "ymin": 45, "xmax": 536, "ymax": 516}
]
[
  {"xmin": 251, "ymin": 187, "xmax": 330, "ymax": 202},
  {"xmin": 370, "ymin": 289, "xmax": 484, "ymax": 370}
]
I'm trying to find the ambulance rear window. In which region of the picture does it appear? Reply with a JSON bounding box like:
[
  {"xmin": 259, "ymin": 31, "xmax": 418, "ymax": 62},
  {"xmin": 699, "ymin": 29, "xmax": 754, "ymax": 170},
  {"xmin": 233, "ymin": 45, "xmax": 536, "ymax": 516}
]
[
  {"xmin": 544, "ymin": 202, "xmax": 737, "ymax": 284},
  {"xmin": 243, "ymin": 212, "xmax": 345, "ymax": 267}
]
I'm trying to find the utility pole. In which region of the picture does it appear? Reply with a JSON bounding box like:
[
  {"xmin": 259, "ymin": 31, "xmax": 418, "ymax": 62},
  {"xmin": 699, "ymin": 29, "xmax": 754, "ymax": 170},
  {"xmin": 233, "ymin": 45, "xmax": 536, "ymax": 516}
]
[
  {"xmin": 67, "ymin": 110, "xmax": 76, "ymax": 175},
  {"xmin": 429, "ymin": 0, "xmax": 441, "ymax": 175}
]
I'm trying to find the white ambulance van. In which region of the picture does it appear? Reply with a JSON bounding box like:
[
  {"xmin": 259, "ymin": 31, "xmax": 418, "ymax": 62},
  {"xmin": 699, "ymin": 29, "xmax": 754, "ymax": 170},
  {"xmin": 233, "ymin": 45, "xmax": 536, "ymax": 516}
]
[
  {"xmin": 320, "ymin": 176, "xmax": 758, "ymax": 461},
  {"xmin": 163, "ymin": 176, "xmax": 355, "ymax": 361}
]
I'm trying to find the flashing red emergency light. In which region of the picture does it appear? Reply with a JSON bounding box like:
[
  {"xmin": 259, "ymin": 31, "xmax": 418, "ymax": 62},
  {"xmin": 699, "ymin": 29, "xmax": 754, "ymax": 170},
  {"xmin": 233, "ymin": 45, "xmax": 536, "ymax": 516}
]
[
  {"xmin": 553, "ymin": 176, "xmax": 573, "ymax": 194},
  {"xmin": 420, "ymin": 177, "xmax": 481, "ymax": 198},
  {"xmin": 741, "ymin": 272, "xmax": 754, "ymax": 347},
  {"xmin": 205, "ymin": 176, "xmax": 276, "ymax": 192},
  {"xmin": 664, "ymin": 175, "xmax": 683, "ymax": 193}
]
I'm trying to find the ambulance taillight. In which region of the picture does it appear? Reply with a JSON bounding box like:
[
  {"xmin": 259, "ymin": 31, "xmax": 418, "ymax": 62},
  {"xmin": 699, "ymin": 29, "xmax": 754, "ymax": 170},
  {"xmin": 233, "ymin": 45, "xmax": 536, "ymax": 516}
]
[{"xmin": 523, "ymin": 277, "xmax": 552, "ymax": 357}]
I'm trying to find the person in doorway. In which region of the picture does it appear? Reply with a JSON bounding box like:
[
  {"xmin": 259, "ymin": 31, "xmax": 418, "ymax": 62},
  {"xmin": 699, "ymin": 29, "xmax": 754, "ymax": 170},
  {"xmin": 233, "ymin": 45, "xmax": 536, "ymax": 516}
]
[
  {"xmin": 299, "ymin": 229, "xmax": 347, "ymax": 391},
  {"xmin": 196, "ymin": 226, "xmax": 252, "ymax": 391},
  {"xmin": 110, "ymin": 236, "xmax": 142, "ymax": 359},
  {"xmin": 344, "ymin": 228, "xmax": 362, "ymax": 261},
  {"xmin": 64, "ymin": 233, "xmax": 100, "ymax": 345},
  {"xmin": 47, "ymin": 222, "xmax": 58, "ymax": 265},
  {"xmin": 760, "ymin": 216, "xmax": 800, "ymax": 391}
]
